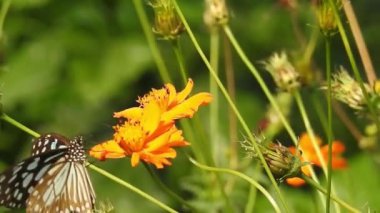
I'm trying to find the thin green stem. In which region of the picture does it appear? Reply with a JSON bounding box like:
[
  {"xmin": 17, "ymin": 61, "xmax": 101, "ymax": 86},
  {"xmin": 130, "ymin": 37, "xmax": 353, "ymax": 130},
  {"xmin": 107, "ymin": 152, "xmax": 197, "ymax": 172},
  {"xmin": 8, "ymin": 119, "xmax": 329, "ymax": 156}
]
[
  {"xmin": 328, "ymin": 0, "xmax": 380, "ymax": 130},
  {"xmin": 1, "ymin": 114, "xmax": 177, "ymax": 213},
  {"xmin": 312, "ymin": 91, "xmax": 329, "ymax": 137},
  {"xmin": 173, "ymin": 2, "xmax": 288, "ymax": 211},
  {"xmin": 294, "ymin": 91, "xmax": 341, "ymax": 211},
  {"xmin": 302, "ymin": 174, "xmax": 360, "ymax": 213},
  {"xmin": 132, "ymin": 0, "xmax": 171, "ymax": 83},
  {"xmin": 143, "ymin": 163, "xmax": 196, "ymax": 211},
  {"xmin": 0, "ymin": 0, "xmax": 11, "ymax": 41},
  {"xmin": 171, "ymin": 39, "xmax": 187, "ymax": 85},
  {"xmin": 223, "ymin": 26, "xmax": 298, "ymax": 146},
  {"xmin": 294, "ymin": 91, "xmax": 328, "ymax": 173},
  {"xmin": 209, "ymin": 27, "xmax": 220, "ymax": 164},
  {"xmin": 325, "ymin": 37, "xmax": 333, "ymax": 213},
  {"xmin": 189, "ymin": 158, "xmax": 281, "ymax": 213},
  {"xmin": 223, "ymin": 35, "xmax": 238, "ymax": 170},
  {"xmin": 90, "ymin": 165, "xmax": 177, "ymax": 213},
  {"xmin": 244, "ymin": 164, "xmax": 261, "ymax": 213},
  {"xmin": 1, "ymin": 114, "xmax": 40, "ymax": 137},
  {"xmin": 245, "ymin": 185, "xmax": 257, "ymax": 213}
]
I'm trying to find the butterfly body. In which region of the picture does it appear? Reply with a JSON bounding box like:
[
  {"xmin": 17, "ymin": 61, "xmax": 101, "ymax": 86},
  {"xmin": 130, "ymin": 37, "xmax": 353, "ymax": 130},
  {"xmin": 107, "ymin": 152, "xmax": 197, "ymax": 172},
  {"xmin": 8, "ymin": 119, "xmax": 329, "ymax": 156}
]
[{"xmin": 0, "ymin": 133, "xmax": 95, "ymax": 212}]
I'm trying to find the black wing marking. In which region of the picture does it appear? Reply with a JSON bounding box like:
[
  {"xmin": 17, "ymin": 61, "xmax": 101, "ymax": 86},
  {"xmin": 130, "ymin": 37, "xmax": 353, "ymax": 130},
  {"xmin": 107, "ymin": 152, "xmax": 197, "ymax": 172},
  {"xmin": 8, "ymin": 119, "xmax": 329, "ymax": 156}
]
[
  {"xmin": 0, "ymin": 150, "xmax": 66, "ymax": 208},
  {"xmin": 31, "ymin": 133, "xmax": 70, "ymax": 156}
]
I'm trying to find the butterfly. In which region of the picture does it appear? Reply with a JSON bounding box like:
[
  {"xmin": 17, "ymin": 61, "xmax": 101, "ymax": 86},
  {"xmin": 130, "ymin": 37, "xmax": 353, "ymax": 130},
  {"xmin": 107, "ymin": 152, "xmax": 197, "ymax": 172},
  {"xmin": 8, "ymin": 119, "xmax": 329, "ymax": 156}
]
[{"xmin": 0, "ymin": 133, "xmax": 96, "ymax": 212}]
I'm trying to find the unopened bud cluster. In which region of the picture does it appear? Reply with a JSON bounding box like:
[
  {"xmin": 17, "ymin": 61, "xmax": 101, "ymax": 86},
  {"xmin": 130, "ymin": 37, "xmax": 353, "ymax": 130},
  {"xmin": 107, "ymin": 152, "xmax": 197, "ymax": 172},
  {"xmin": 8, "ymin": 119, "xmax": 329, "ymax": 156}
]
[
  {"xmin": 264, "ymin": 52, "xmax": 300, "ymax": 92},
  {"xmin": 150, "ymin": 0, "xmax": 184, "ymax": 40}
]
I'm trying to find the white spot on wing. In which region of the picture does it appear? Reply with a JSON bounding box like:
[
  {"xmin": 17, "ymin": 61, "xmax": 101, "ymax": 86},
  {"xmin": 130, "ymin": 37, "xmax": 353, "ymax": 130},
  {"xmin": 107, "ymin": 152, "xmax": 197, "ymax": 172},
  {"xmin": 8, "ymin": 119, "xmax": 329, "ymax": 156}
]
[
  {"xmin": 8, "ymin": 174, "xmax": 17, "ymax": 184},
  {"xmin": 27, "ymin": 157, "xmax": 40, "ymax": 170},
  {"xmin": 23, "ymin": 173, "xmax": 34, "ymax": 187},
  {"xmin": 35, "ymin": 164, "xmax": 51, "ymax": 181}
]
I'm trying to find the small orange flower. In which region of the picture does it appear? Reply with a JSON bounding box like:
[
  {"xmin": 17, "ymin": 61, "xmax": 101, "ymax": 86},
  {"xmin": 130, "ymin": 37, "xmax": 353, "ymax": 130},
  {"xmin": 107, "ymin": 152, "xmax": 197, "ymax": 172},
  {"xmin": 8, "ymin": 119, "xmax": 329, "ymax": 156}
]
[
  {"xmin": 89, "ymin": 79, "xmax": 211, "ymax": 168},
  {"xmin": 115, "ymin": 79, "xmax": 212, "ymax": 124},
  {"xmin": 286, "ymin": 133, "xmax": 347, "ymax": 187}
]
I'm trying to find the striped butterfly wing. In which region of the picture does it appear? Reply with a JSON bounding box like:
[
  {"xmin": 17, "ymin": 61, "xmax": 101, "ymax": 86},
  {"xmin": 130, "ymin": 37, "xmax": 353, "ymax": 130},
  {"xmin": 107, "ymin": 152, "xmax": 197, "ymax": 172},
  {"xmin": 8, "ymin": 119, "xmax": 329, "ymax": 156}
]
[
  {"xmin": 26, "ymin": 135, "xmax": 96, "ymax": 212},
  {"xmin": 0, "ymin": 133, "xmax": 96, "ymax": 212},
  {"xmin": 0, "ymin": 149, "xmax": 66, "ymax": 208},
  {"xmin": 31, "ymin": 133, "xmax": 70, "ymax": 156}
]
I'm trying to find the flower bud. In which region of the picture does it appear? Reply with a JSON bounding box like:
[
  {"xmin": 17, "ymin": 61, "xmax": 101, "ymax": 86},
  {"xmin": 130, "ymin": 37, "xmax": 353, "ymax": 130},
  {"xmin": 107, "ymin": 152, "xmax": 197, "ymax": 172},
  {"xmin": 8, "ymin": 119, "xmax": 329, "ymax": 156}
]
[
  {"xmin": 263, "ymin": 52, "xmax": 300, "ymax": 92},
  {"xmin": 263, "ymin": 142, "xmax": 303, "ymax": 180},
  {"xmin": 150, "ymin": 0, "xmax": 184, "ymax": 40},
  {"xmin": 317, "ymin": 2, "xmax": 338, "ymax": 36},
  {"xmin": 330, "ymin": 67, "xmax": 370, "ymax": 110},
  {"xmin": 204, "ymin": 0, "xmax": 229, "ymax": 28}
]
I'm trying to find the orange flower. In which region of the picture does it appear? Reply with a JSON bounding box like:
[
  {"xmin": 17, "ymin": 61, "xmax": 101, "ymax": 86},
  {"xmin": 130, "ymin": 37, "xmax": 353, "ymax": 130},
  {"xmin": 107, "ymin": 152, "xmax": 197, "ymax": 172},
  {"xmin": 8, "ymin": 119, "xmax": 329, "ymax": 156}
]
[
  {"xmin": 89, "ymin": 79, "xmax": 211, "ymax": 168},
  {"xmin": 114, "ymin": 79, "xmax": 212, "ymax": 124},
  {"xmin": 286, "ymin": 133, "xmax": 347, "ymax": 187}
]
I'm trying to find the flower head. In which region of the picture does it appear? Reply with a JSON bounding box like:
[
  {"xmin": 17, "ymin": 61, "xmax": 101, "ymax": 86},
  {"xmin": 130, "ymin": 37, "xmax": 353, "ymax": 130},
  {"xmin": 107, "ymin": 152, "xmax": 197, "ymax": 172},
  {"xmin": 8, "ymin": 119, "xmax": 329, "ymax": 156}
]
[
  {"xmin": 263, "ymin": 52, "xmax": 300, "ymax": 92},
  {"xmin": 263, "ymin": 142, "xmax": 303, "ymax": 180},
  {"xmin": 115, "ymin": 79, "xmax": 212, "ymax": 124},
  {"xmin": 330, "ymin": 67, "xmax": 371, "ymax": 110},
  {"xmin": 286, "ymin": 133, "xmax": 347, "ymax": 187},
  {"xmin": 150, "ymin": 0, "xmax": 184, "ymax": 40},
  {"xmin": 90, "ymin": 79, "xmax": 212, "ymax": 168},
  {"xmin": 317, "ymin": 1, "xmax": 338, "ymax": 36},
  {"xmin": 241, "ymin": 136, "xmax": 303, "ymax": 181},
  {"xmin": 204, "ymin": 0, "xmax": 229, "ymax": 27}
]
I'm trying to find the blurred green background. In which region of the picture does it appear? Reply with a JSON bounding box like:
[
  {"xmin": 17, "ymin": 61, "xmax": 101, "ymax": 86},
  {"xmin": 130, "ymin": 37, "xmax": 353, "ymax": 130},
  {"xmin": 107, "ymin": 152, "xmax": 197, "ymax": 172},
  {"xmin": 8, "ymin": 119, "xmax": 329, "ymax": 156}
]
[{"xmin": 1, "ymin": 0, "xmax": 380, "ymax": 212}]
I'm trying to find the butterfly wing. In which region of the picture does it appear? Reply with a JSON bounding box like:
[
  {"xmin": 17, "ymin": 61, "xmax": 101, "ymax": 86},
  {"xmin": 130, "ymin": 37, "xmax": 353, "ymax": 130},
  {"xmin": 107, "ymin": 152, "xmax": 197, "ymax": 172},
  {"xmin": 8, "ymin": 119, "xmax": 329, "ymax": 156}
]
[
  {"xmin": 26, "ymin": 161, "xmax": 95, "ymax": 212},
  {"xmin": 1, "ymin": 133, "xmax": 95, "ymax": 212},
  {"xmin": 0, "ymin": 150, "xmax": 66, "ymax": 209},
  {"xmin": 31, "ymin": 133, "xmax": 69, "ymax": 156}
]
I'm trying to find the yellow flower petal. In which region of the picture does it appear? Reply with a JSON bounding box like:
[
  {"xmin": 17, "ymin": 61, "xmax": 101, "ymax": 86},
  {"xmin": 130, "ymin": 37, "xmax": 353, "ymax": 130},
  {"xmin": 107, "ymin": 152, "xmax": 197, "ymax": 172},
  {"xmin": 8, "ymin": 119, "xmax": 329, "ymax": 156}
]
[
  {"xmin": 141, "ymin": 148, "xmax": 177, "ymax": 169},
  {"xmin": 89, "ymin": 140, "xmax": 127, "ymax": 160},
  {"xmin": 162, "ymin": 92, "xmax": 212, "ymax": 121},
  {"xmin": 145, "ymin": 127, "xmax": 174, "ymax": 152},
  {"xmin": 114, "ymin": 107, "xmax": 143, "ymax": 120},
  {"xmin": 165, "ymin": 83, "xmax": 177, "ymax": 107},
  {"xmin": 131, "ymin": 152, "xmax": 141, "ymax": 167},
  {"xmin": 141, "ymin": 101, "xmax": 161, "ymax": 135},
  {"xmin": 175, "ymin": 79, "xmax": 193, "ymax": 104}
]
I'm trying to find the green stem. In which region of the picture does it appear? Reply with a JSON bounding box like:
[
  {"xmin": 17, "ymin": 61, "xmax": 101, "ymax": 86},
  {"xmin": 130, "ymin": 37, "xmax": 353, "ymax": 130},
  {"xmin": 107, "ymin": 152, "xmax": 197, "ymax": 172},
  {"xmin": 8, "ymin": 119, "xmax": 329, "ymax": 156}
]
[
  {"xmin": 245, "ymin": 185, "xmax": 257, "ymax": 213},
  {"xmin": 325, "ymin": 37, "xmax": 333, "ymax": 213},
  {"xmin": 311, "ymin": 91, "xmax": 329, "ymax": 137},
  {"xmin": 1, "ymin": 114, "xmax": 40, "ymax": 137},
  {"xmin": 302, "ymin": 174, "xmax": 360, "ymax": 213},
  {"xmin": 328, "ymin": 0, "xmax": 380, "ymax": 130},
  {"xmin": 132, "ymin": 0, "xmax": 171, "ymax": 83},
  {"xmin": 1, "ymin": 114, "xmax": 177, "ymax": 213},
  {"xmin": 173, "ymin": 2, "xmax": 288, "ymax": 211},
  {"xmin": 294, "ymin": 91, "xmax": 340, "ymax": 210},
  {"xmin": 143, "ymin": 163, "xmax": 196, "ymax": 211},
  {"xmin": 209, "ymin": 27, "xmax": 220, "ymax": 164},
  {"xmin": 0, "ymin": 0, "xmax": 11, "ymax": 41},
  {"xmin": 294, "ymin": 91, "xmax": 328, "ymax": 173},
  {"xmin": 171, "ymin": 39, "xmax": 187, "ymax": 85},
  {"xmin": 89, "ymin": 165, "xmax": 177, "ymax": 213},
  {"xmin": 223, "ymin": 35, "xmax": 238, "ymax": 170},
  {"xmin": 222, "ymin": 26, "xmax": 298, "ymax": 145},
  {"xmin": 189, "ymin": 158, "xmax": 281, "ymax": 213},
  {"xmin": 244, "ymin": 164, "xmax": 261, "ymax": 213}
]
